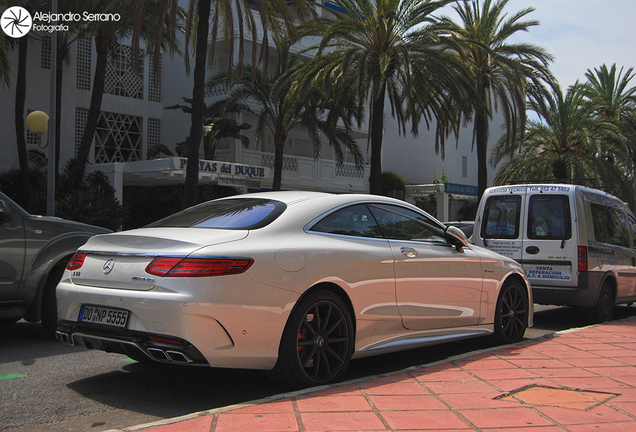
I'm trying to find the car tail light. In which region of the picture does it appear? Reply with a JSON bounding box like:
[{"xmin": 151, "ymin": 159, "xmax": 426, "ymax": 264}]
[
  {"xmin": 578, "ymin": 246, "xmax": 588, "ymax": 272},
  {"xmin": 66, "ymin": 253, "xmax": 87, "ymax": 270},
  {"xmin": 145, "ymin": 257, "xmax": 254, "ymax": 277}
]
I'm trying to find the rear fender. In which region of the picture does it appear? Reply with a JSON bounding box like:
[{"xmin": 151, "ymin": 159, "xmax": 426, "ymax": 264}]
[{"xmin": 23, "ymin": 234, "xmax": 94, "ymax": 321}]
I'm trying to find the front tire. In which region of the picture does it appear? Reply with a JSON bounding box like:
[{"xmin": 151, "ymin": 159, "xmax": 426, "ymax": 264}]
[
  {"xmin": 493, "ymin": 280, "xmax": 529, "ymax": 344},
  {"xmin": 271, "ymin": 290, "xmax": 354, "ymax": 389}
]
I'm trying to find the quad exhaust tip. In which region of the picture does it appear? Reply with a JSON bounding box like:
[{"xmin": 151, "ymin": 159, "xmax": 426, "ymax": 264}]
[
  {"xmin": 147, "ymin": 347, "xmax": 192, "ymax": 363},
  {"xmin": 55, "ymin": 331, "xmax": 73, "ymax": 345}
]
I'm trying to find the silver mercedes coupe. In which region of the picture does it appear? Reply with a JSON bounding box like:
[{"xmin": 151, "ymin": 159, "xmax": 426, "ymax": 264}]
[{"xmin": 56, "ymin": 191, "xmax": 532, "ymax": 388}]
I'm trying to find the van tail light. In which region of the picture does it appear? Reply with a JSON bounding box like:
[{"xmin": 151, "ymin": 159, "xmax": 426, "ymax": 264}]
[
  {"xmin": 66, "ymin": 253, "xmax": 87, "ymax": 270},
  {"xmin": 145, "ymin": 257, "xmax": 254, "ymax": 277},
  {"xmin": 578, "ymin": 246, "xmax": 588, "ymax": 272}
]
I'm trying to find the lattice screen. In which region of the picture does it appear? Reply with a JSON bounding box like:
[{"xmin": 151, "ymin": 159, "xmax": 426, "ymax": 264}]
[
  {"xmin": 76, "ymin": 37, "xmax": 92, "ymax": 91},
  {"xmin": 104, "ymin": 42, "xmax": 144, "ymax": 99},
  {"xmin": 74, "ymin": 107, "xmax": 89, "ymax": 155},
  {"xmin": 147, "ymin": 118, "xmax": 161, "ymax": 152},
  {"xmin": 40, "ymin": 36, "xmax": 51, "ymax": 70},
  {"xmin": 261, "ymin": 154, "xmax": 298, "ymax": 172},
  {"xmin": 94, "ymin": 111, "xmax": 143, "ymax": 163},
  {"xmin": 148, "ymin": 53, "xmax": 161, "ymax": 102}
]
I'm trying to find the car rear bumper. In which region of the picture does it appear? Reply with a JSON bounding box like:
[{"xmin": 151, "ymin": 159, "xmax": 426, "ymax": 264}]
[
  {"xmin": 55, "ymin": 321, "xmax": 207, "ymax": 364},
  {"xmin": 56, "ymin": 275, "xmax": 299, "ymax": 370}
]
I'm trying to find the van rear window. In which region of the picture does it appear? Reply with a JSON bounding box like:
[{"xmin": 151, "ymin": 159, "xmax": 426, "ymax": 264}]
[
  {"xmin": 481, "ymin": 196, "xmax": 521, "ymax": 239},
  {"xmin": 528, "ymin": 195, "xmax": 571, "ymax": 240}
]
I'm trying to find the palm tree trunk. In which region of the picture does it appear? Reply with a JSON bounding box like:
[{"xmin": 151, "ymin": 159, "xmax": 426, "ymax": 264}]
[
  {"xmin": 369, "ymin": 85, "xmax": 386, "ymax": 195},
  {"xmin": 67, "ymin": 32, "xmax": 110, "ymax": 192},
  {"xmin": 273, "ymin": 136, "xmax": 286, "ymax": 190},
  {"xmin": 183, "ymin": 0, "xmax": 211, "ymax": 208},
  {"xmin": 15, "ymin": 36, "xmax": 34, "ymax": 212},
  {"xmin": 475, "ymin": 111, "xmax": 489, "ymax": 199},
  {"xmin": 55, "ymin": 42, "xmax": 64, "ymax": 193},
  {"xmin": 475, "ymin": 84, "xmax": 489, "ymax": 200}
]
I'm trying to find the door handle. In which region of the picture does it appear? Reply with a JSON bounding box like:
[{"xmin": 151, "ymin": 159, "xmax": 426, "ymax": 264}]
[
  {"xmin": 401, "ymin": 248, "xmax": 418, "ymax": 257},
  {"xmin": 632, "ymin": 257, "xmax": 635, "ymax": 267},
  {"xmin": 526, "ymin": 246, "xmax": 540, "ymax": 255}
]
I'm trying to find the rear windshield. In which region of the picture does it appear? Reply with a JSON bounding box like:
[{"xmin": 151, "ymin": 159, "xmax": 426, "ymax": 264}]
[
  {"xmin": 147, "ymin": 198, "xmax": 286, "ymax": 229},
  {"xmin": 528, "ymin": 195, "xmax": 571, "ymax": 240},
  {"xmin": 481, "ymin": 195, "xmax": 521, "ymax": 239}
]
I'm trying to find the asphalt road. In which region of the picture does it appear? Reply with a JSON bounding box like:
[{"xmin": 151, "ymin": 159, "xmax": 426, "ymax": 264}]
[{"xmin": 2, "ymin": 304, "xmax": 635, "ymax": 432}]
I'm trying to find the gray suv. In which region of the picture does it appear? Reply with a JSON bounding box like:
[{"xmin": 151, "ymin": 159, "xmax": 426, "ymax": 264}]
[{"xmin": 0, "ymin": 191, "xmax": 111, "ymax": 332}]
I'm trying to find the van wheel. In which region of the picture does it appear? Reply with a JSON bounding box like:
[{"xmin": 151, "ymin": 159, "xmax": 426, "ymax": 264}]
[
  {"xmin": 589, "ymin": 282, "xmax": 613, "ymax": 323},
  {"xmin": 493, "ymin": 280, "xmax": 528, "ymax": 344}
]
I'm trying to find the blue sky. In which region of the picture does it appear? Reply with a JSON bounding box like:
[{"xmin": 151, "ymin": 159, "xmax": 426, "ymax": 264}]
[{"xmin": 444, "ymin": 0, "xmax": 636, "ymax": 88}]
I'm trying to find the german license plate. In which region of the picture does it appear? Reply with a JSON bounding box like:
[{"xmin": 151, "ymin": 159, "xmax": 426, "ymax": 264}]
[{"xmin": 79, "ymin": 305, "xmax": 129, "ymax": 328}]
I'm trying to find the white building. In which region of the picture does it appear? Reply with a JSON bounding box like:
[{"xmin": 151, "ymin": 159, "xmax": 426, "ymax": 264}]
[{"xmin": 0, "ymin": 2, "xmax": 502, "ymax": 221}]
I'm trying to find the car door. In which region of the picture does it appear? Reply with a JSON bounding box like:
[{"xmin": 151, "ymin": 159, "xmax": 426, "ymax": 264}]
[
  {"xmin": 368, "ymin": 203, "xmax": 483, "ymax": 331},
  {"xmin": 522, "ymin": 191, "xmax": 575, "ymax": 287},
  {"xmin": 478, "ymin": 188, "xmax": 525, "ymax": 261},
  {"xmin": 0, "ymin": 196, "xmax": 26, "ymax": 301}
]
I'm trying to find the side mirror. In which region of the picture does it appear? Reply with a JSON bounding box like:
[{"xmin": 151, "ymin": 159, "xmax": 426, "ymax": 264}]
[{"xmin": 445, "ymin": 225, "xmax": 468, "ymax": 252}]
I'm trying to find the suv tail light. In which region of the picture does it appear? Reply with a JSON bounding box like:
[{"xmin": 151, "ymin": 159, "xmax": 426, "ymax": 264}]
[
  {"xmin": 145, "ymin": 257, "xmax": 254, "ymax": 277},
  {"xmin": 66, "ymin": 253, "xmax": 87, "ymax": 270},
  {"xmin": 578, "ymin": 246, "xmax": 588, "ymax": 272}
]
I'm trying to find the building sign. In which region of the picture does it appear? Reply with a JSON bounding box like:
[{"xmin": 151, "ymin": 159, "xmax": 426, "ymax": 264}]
[
  {"xmin": 444, "ymin": 183, "xmax": 478, "ymax": 196},
  {"xmin": 177, "ymin": 158, "xmax": 266, "ymax": 178}
]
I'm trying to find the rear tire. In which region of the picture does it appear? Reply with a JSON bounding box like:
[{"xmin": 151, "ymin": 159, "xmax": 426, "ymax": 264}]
[
  {"xmin": 588, "ymin": 282, "xmax": 613, "ymax": 323},
  {"xmin": 270, "ymin": 290, "xmax": 354, "ymax": 389},
  {"xmin": 493, "ymin": 280, "xmax": 529, "ymax": 344}
]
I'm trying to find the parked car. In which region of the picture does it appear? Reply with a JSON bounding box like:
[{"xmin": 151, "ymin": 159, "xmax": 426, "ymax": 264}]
[
  {"xmin": 473, "ymin": 183, "xmax": 636, "ymax": 322},
  {"xmin": 56, "ymin": 191, "xmax": 532, "ymax": 388},
  {"xmin": 0, "ymin": 191, "xmax": 111, "ymax": 332}
]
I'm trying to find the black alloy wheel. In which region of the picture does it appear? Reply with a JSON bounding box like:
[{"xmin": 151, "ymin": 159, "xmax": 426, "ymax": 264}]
[
  {"xmin": 494, "ymin": 280, "xmax": 528, "ymax": 344},
  {"xmin": 271, "ymin": 290, "xmax": 353, "ymax": 389}
]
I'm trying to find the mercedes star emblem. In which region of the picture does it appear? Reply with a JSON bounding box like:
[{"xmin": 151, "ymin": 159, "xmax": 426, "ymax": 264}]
[{"xmin": 103, "ymin": 259, "xmax": 115, "ymax": 274}]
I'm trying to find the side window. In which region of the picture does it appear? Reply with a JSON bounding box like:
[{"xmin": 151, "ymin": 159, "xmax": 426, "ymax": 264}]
[
  {"xmin": 368, "ymin": 204, "xmax": 447, "ymax": 244},
  {"xmin": 481, "ymin": 195, "xmax": 521, "ymax": 239},
  {"xmin": 310, "ymin": 204, "xmax": 383, "ymax": 238},
  {"xmin": 528, "ymin": 195, "xmax": 571, "ymax": 240},
  {"xmin": 591, "ymin": 204, "xmax": 630, "ymax": 248}
]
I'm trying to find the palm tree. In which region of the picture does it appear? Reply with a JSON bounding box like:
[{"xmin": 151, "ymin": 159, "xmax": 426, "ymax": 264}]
[
  {"xmin": 491, "ymin": 84, "xmax": 631, "ymax": 200},
  {"xmin": 289, "ymin": 0, "xmax": 472, "ymax": 195},
  {"xmin": 583, "ymin": 64, "xmax": 636, "ymax": 121},
  {"xmin": 445, "ymin": 0, "xmax": 554, "ymax": 198},
  {"xmin": 66, "ymin": 0, "xmax": 179, "ymax": 193},
  {"xmin": 208, "ymin": 36, "xmax": 363, "ymax": 190},
  {"xmin": 0, "ymin": 8, "xmax": 10, "ymax": 88},
  {"xmin": 133, "ymin": 0, "xmax": 313, "ymax": 207},
  {"xmin": 8, "ymin": 0, "xmax": 50, "ymax": 213},
  {"xmin": 582, "ymin": 64, "xmax": 636, "ymax": 199},
  {"xmin": 65, "ymin": 0, "xmax": 138, "ymax": 192}
]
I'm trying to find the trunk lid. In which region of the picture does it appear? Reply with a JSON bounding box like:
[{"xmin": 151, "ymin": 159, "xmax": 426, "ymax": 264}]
[{"xmin": 71, "ymin": 228, "xmax": 248, "ymax": 290}]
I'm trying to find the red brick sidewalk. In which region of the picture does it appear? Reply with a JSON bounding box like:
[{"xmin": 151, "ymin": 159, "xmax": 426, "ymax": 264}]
[{"xmin": 113, "ymin": 317, "xmax": 636, "ymax": 432}]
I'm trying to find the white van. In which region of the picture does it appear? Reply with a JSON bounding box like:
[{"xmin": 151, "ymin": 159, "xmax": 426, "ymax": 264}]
[{"xmin": 473, "ymin": 184, "xmax": 636, "ymax": 322}]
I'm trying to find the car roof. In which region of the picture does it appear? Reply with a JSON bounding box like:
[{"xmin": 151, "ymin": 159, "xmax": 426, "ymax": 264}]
[{"xmin": 218, "ymin": 191, "xmax": 414, "ymax": 208}]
